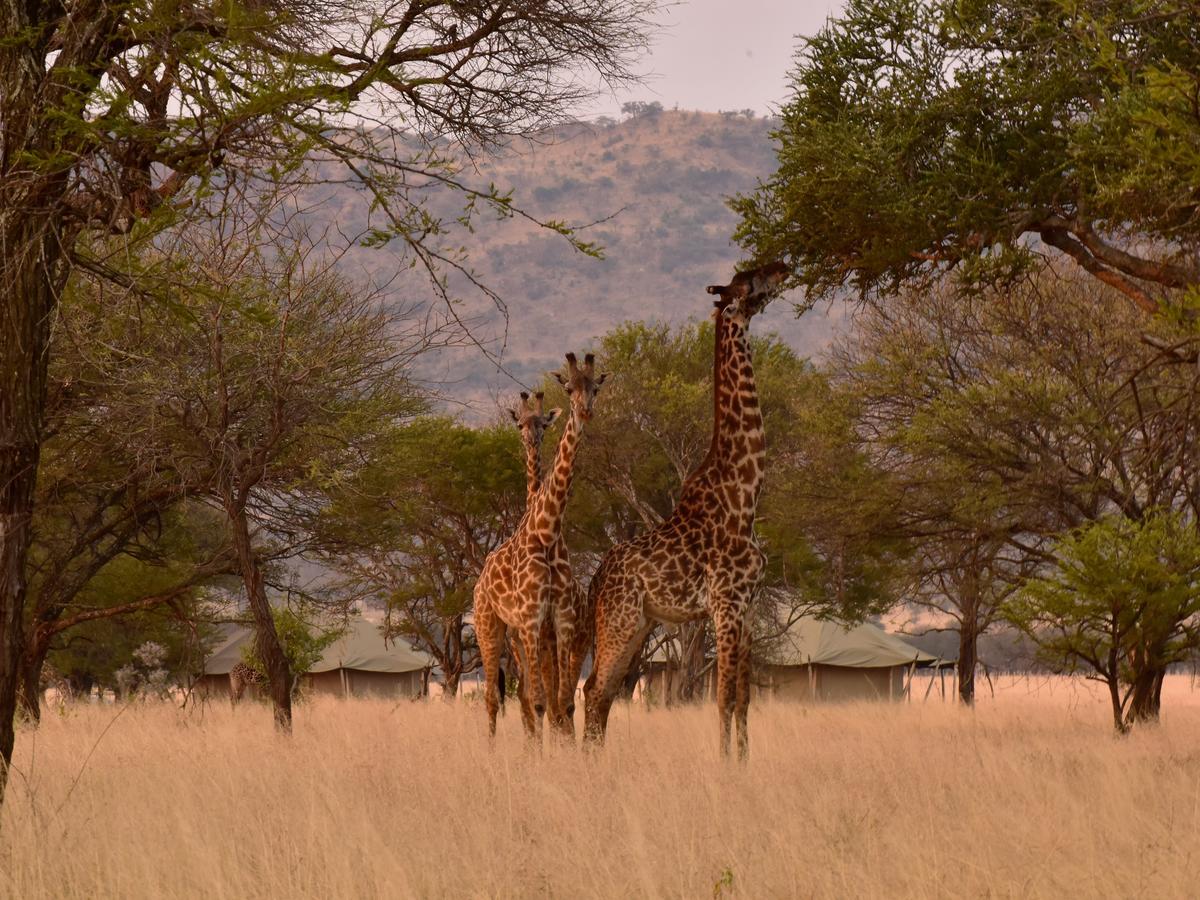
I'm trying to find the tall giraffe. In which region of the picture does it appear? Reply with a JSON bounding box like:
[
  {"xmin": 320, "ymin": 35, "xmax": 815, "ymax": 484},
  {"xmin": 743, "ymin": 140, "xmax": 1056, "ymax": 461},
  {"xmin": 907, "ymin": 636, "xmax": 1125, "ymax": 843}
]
[
  {"xmin": 583, "ymin": 261, "xmax": 788, "ymax": 759},
  {"xmin": 476, "ymin": 353, "xmax": 607, "ymax": 740},
  {"xmin": 505, "ymin": 389, "xmax": 567, "ymax": 735}
]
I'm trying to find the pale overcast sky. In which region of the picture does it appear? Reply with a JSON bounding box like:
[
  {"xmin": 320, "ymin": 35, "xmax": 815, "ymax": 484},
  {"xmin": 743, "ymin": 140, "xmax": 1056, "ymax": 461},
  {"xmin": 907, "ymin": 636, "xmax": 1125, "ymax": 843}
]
[{"xmin": 590, "ymin": 0, "xmax": 845, "ymax": 117}]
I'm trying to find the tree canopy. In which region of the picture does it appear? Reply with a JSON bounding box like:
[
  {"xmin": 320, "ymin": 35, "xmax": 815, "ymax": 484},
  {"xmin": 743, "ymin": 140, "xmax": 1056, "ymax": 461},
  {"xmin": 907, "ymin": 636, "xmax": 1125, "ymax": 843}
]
[{"xmin": 732, "ymin": 0, "xmax": 1200, "ymax": 313}]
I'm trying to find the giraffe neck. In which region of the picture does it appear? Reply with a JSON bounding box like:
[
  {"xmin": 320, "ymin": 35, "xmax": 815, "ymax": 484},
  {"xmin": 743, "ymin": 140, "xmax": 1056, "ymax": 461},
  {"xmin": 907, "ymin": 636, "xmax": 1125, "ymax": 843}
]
[
  {"xmin": 523, "ymin": 434, "xmax": 542, "ymax": 509},
  {"xmin": 529, "ymin": 410, "xmax": 583, "ymax": 543},
  {"xmin": 708, "ymin": 311, "xmax": 765, "ymax": 504}
]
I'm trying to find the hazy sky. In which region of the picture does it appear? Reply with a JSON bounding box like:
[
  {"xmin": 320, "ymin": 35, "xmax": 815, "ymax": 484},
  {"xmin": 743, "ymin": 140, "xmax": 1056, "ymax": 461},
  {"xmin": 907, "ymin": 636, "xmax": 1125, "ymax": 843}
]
[{"xmin": 590, "ymin": 0, "xmax": 845, "ymax": 117}]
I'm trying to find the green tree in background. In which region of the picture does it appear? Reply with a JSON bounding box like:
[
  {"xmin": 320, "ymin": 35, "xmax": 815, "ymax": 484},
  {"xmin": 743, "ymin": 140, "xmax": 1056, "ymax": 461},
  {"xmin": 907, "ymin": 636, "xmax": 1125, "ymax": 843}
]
[
  {"xmin": 733, "ymin": 0, "xmax": 1200, "ymax": 313},
  {"xmin": 74, "ymin": 194, "xmax": 429, "ymax": 733},
  {"xmin": 1005, "ymin": 511, "xmax": 1200, "ymax": 733},
  {"xmin": 28, "ymin": 503, "xmax": 231, "ymax": 716},
  {"xmin": 320, "ymin": 418, "xmax": 526, "ymax": 698},
  {"xmin": 826, "ymin": 267, "xmax": 1200, "ymax": 703}
]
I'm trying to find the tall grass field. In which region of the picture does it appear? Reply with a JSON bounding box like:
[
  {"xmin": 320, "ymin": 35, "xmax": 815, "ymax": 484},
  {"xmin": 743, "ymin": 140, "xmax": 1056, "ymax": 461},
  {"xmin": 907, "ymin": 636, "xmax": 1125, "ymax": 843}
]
[{"xmin": 3, "ymin": 675, "xmax": 1199, "ymax": 898}]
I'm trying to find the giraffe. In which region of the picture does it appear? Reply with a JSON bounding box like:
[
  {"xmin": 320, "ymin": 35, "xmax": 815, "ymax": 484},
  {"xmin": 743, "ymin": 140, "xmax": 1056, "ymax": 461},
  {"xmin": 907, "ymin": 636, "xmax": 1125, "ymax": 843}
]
[
  {"xmin": 583, "ymin": 261, "xmax": 788, "ymax": 760},
  {"xmin": 475, "ymin": 353, "xmax": 607, "ymax": 741},
  {"xmin": 508, "ymin": 390, "xmax": 593, "ymax": 737},
  {"xmin": 504, "ymin": 389, "xmax": 560, "ymax": 733},
  {"xmin": 229, "ymin": 661, "xmax": 264, "ymax": 706}
]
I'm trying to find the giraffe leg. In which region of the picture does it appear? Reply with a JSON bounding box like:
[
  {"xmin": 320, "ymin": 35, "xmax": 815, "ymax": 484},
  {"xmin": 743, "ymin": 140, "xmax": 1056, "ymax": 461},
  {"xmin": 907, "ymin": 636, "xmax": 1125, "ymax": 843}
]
[
  {"xmin": 517, "ymin": 626, "xmax": 547, "ymax": 743},
  {"xmin": 713, "ymin": 603, "xmax": 750, "ymax": 761},
  {"xmin": 539, "ymin": 618, "xmax": 565, "ymax": 737},
  {"xmin": 735, "ymin": 621, "xmax": 752, "ymax": 763},
  {"xmin": 548, "ymin": 601, "xmax": 578, "ymax": 739},
  {"xmin": 475, "ymin": 596, "xmax": 506, "ymax": 739},
  {"xmin": 510, "ymin": 635, "xmax": 539, "ymax": 739},
  {"xmin": 583, "ymin": 606, "xmax": 651, "ymax": 747},
  {"xmin": 555, "ymin": 623, "xmax": 576, "ymax": 739}
]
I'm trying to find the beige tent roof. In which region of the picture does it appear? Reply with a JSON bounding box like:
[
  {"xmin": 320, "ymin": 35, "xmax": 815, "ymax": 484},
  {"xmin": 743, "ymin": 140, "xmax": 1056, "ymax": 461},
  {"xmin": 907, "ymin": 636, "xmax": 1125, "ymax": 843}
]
[
  {"xmin": 203, "ymin": 617, "xmax": 433, "ymax": 676},
  {"xmin": 771, "ymin": 618, "xmax": 943, "ymax": 669}
]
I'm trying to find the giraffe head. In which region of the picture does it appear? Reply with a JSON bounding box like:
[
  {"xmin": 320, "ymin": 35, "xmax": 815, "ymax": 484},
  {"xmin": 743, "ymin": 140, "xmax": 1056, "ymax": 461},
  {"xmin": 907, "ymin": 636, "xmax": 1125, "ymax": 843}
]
[
  {"xmin": 550, "ymin": 352, "xmax": 608, "ymax": 422},
  {"xmin": 508, "ymin": 390, "xmax": 561, "ymax": 450},
  {"xmin": 707, "ymin": 260, "xmax": 789, "ymax": 322}
]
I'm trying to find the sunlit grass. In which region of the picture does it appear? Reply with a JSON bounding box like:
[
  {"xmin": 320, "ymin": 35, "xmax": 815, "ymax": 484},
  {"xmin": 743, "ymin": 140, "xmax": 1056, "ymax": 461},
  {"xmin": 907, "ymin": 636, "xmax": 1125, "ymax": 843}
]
[{"xmin": 3, "ymin": 675, "xmax": 1200, "ymax": 898}]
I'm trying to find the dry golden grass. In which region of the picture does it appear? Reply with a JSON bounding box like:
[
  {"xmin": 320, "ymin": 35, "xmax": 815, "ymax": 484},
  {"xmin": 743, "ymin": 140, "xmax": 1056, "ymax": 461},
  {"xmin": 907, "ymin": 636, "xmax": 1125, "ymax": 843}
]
[{"xmin": 4, "ymin": 676, "xmax": 1200, "ymax": 899}]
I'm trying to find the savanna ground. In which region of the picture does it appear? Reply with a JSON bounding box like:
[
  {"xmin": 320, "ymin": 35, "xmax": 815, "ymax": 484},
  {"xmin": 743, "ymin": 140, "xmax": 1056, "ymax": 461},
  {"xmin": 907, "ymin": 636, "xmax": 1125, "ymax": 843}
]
[{"xmin": 3, "ymin": 675, "xmax": 1200, "ymax": 899}]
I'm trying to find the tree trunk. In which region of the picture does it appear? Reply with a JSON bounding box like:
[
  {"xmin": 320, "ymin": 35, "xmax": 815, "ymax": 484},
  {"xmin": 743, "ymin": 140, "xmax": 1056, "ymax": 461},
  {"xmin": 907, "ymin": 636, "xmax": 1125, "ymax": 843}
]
[
  {"xmin": 227, "ymin": 499, "xmax": 293, "ymax": 732},
  {"xmin": 1125, "ymin": 666, "xmax": 1165, "ymax": 727},
  {"xmin": 442, "ymin": 616, "xmax": 462, "ymax": 700},
  {"xmin": 0, "ymin": 211, "xmax": 61, "ymax": 803},
  {"xmin": 957, "ymin": 617, "xmax": 978, "ymax": 707},
  {"xmin": 1105, "ymin": 642, "xmax": 1128, "ymax": 734},
  {"xmin": 16, "ymin": 631, "xmax": 51, "ymax": 723}
]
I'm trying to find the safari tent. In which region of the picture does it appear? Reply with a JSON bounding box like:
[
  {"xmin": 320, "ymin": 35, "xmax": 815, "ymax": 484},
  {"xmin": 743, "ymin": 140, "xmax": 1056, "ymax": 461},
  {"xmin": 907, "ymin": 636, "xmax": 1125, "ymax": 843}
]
[
  {"xmin": 640, "ymin": 617, "xmax": 946, "ymax": 704},
  {"xmin": 761, "ymin": 617, "xmax": 946, "ymax": 702},
  {"xmin": 197, "ymin": 618, "xmax": 433, "ymax": 700}
]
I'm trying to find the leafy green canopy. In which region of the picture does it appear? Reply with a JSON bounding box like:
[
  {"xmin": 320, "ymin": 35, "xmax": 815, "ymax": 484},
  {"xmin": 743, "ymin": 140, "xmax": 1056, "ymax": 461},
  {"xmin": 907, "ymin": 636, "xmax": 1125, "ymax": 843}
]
[
  {"xmin": 733, "ymin": 0, "xmax": 1200, "ymax": 313},
  {"xmin": 1004, "ymin": 509, "xmax": 1200, "ymax": 728}
]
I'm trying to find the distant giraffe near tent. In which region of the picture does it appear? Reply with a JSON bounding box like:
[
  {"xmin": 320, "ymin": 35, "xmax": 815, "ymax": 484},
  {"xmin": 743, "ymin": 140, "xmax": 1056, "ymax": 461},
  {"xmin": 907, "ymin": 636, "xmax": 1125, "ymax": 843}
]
[
  {"xmin": 229, "ymin": 661, "xmax": 265, "ymax": 706},
  {"xmin": 584, "ymin": 261, "xmax": 788, "ymax": 760}
]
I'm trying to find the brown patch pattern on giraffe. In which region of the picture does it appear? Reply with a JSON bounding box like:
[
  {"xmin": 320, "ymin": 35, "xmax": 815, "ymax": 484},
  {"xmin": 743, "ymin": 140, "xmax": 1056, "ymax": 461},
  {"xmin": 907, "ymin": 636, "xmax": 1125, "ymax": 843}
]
[
  {"xmin": 475, "ymin": 353, "xmax": 607, "ymax": 742},
  {"xmin": 583, "ymin": 261, "xmax": 788, "ymax": 760}
]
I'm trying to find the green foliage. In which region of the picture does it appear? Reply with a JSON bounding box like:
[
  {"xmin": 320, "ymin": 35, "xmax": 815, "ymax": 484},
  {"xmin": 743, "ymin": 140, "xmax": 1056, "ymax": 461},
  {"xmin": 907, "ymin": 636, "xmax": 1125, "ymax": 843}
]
[
  {"xmin": 733, "ymin": 0, "xmax": 1200, "ymax": 306},
  {"xmin": 1005, "ymin": 510, "xmax": 1200, "ymax": 727},
  {"xmin": 241, "ymin": 609, "xmax": 343, "ymax": 680},
  {"xmin": 38, "ymin": 502, "xmax": 230, "ymax": 691},
  {"xmin": 320, "ymin": 417, "xmax": 526, "ymax": 684}
]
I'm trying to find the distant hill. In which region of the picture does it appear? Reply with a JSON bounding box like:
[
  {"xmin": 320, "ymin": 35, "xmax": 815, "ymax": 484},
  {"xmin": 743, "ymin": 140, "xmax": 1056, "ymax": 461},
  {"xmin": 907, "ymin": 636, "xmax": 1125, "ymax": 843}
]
[{"xmin": 307, "ymin": 110, "xmax": 841, "ymax": 412}]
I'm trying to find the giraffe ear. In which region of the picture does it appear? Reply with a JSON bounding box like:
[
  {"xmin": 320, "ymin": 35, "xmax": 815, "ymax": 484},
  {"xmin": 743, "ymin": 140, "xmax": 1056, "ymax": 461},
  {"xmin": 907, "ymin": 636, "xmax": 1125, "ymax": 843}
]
[
  {"xmin": 548, "ymin": 370, "xmax": 567, "ymax": 387},
  {"xmin": 508, "ymin": 408, "xmax": 520, "ymax": 423},
  {"xmin": 595, "ymin": 373, "xmax": 609, "ymax": 387},
  {"xmin": 543, "ymin": 408, "xmax": 562, "ymax": 427}
]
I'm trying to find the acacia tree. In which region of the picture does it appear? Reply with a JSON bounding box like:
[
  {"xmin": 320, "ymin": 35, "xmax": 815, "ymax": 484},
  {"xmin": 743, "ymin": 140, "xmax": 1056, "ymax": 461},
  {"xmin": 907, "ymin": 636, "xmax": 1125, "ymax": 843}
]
[
  {"xmin": 78, "ymin": 203, "xmax": 429, "ymax": 731},
  {"xmin": 733, "ymin": 0, "xmax": 1200, "ymax": 313},
  {"xmin": 18, "ymin": 285, "xmax": 241, "ymax": 719},
  {"xmin": 1006, "ymin": 512, "xmax": 1200, "ymax": 733},
  {"xmin": 0, "ymin": 0, "xmax": 654, "ymax": 799},
  {"xmin": 828, "ymin": 269, "xmax": 1200, "ymax": 703},
  {"xmin": 320, "ymin": 417, "xmax": 526, "ymax": 698}
]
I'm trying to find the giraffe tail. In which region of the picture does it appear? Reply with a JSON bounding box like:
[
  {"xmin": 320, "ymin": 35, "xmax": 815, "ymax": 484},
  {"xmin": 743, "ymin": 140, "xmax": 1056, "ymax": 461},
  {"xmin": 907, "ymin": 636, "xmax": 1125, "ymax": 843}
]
[{"xmin": 498, "ymin": 667, "xmax": 506, "ymax": 713}]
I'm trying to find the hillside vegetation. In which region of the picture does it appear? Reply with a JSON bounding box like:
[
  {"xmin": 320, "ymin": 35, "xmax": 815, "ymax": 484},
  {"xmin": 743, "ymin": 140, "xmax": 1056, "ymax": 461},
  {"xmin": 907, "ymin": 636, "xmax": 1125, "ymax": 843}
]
[{"xmin": 319, "ymin": 110, "xmax": 838, "ymax": 403}]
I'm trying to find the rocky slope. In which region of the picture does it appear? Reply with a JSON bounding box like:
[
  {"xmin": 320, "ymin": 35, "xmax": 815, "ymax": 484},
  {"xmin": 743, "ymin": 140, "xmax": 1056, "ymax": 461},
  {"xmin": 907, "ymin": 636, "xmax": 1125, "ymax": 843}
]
[{"xmin": 313, "ymin": 109, "xmax": 841, "ymax": 410}]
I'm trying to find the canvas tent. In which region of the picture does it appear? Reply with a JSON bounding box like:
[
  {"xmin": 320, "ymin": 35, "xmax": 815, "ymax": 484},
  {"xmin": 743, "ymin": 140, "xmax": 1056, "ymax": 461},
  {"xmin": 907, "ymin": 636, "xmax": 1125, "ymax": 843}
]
[
  {"xmin": 762, "ymin": 618, "xmax": 946, "ymax": 702},
  {"xmin": 197, "ymin": 617, "xmax": 433, "ymax": 700},
  {"xmin": 641, "ymin": 617, "xmax": 946, "ymax": 704}
]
